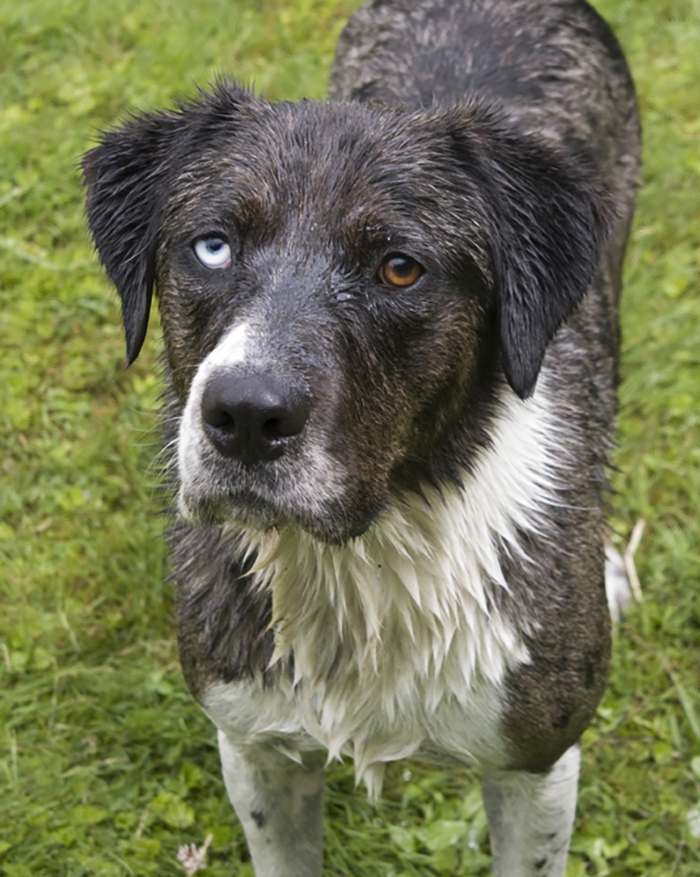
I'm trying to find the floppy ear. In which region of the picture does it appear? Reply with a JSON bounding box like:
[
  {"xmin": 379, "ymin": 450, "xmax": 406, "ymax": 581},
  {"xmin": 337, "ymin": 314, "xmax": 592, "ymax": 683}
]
[
  {"xmin": 83, "ymin": 112, "xmax": 184, "ymax": 365},
  {"xmin": 450, "ymin": 116, "xmax": 614, "ymax": 399},
  {"xmin": 83, "ymin": 82, "xmax": 256, "ymax": 364}
]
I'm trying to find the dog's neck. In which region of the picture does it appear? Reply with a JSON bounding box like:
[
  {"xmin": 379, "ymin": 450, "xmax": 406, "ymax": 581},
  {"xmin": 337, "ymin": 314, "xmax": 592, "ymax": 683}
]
[{"xmin": 232, "ymin": 385, "xmax": 558, "ymax": 778}]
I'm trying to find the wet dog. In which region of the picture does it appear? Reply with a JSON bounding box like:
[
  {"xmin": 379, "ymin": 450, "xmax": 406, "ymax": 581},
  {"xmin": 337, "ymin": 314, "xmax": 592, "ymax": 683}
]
[{"xmin": 83, "ymin": 0, "xmax": 640, "ymax": 873}]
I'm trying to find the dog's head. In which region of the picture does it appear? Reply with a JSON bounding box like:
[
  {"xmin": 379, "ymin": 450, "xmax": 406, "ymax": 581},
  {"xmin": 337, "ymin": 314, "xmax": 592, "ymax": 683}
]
[{"xmin": 84, "ymin": 82, "xmax": 611, "ymax": 542}]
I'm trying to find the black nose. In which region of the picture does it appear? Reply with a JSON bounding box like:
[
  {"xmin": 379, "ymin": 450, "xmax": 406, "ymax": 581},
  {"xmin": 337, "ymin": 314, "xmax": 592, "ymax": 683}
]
[{"xmin": 200, "ymin": 371, "xmax": 311, "ymax": 464}]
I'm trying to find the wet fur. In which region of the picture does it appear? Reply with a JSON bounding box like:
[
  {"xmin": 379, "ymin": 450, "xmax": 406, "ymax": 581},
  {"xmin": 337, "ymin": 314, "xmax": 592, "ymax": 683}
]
[{"xmin": 83, "ymin": 0, "xmax": 640, "ymax": 873}]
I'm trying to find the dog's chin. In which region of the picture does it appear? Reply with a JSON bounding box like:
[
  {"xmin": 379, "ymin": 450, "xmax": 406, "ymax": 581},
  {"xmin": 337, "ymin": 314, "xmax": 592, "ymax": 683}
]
[{"xmin": 177, "ymin": 486, "xmax": 377, "ymax": 545}]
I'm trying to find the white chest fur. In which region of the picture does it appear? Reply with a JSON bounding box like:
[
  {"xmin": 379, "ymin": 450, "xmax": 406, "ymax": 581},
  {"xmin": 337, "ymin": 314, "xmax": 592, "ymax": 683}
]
[{"xmin": 204, "ymin": 386, "xmax": 559, "ymax": 795}]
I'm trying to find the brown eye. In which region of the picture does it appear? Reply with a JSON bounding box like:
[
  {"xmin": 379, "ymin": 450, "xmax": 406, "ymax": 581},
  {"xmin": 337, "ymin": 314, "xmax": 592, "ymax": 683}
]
[{"xmin": 378, "ymin": 254, "xmax": 423, "ymax": 288}]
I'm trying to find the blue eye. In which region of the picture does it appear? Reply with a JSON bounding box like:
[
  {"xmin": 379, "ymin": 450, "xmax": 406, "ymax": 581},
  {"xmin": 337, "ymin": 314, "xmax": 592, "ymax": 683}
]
[{"xmin": 193, "ymin": 236, "xmax": 232, "ymax": 269}]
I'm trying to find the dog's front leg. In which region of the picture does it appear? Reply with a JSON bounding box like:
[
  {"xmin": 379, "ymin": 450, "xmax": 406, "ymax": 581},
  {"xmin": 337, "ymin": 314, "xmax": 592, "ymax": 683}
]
[
  {"xmin": 217, "ymin": 730, "xmax": 325, "ymax": 876},
  {"xmin": 481, "ymin": 744, "xmax": 580, "ymax": 877}
]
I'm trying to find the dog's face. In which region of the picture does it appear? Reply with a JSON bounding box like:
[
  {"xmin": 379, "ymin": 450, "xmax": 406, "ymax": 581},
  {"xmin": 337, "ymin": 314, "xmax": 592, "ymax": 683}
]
[{"xmin": 84, "ymin": 83, "xmax": 610, "ymax": 542}]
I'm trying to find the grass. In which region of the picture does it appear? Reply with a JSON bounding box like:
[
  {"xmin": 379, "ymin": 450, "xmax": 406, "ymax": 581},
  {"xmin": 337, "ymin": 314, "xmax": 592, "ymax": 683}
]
[{"xmin": 0, "ymin": 0, "xmax": 699, "ymax": 873}]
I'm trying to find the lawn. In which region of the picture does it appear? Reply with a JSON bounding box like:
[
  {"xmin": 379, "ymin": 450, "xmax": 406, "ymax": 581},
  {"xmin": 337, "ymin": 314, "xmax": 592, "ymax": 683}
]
[{"xmin": 1, "ymin": 0, "xmax": 699, "ymax": 874}]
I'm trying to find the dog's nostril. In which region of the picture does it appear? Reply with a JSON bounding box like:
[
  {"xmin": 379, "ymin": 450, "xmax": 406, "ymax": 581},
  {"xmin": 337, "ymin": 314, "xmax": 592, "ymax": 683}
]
[
  {"xmin": 203, "ymin": 407, "xmax": 235, "ymax": 431},
  {"xmin": 200, "ymin": 372, "xmax": 310, "ymax": 464},
  {"xmin": 261, "ymin": 418, "xmax": 283, "ymax": 441}
]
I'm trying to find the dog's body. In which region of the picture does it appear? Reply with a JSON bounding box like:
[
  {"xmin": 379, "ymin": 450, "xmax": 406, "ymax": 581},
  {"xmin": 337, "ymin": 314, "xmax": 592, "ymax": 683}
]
[{"xmin": 84, "ymin": 0, "xmax": 640, "ymax": 873}]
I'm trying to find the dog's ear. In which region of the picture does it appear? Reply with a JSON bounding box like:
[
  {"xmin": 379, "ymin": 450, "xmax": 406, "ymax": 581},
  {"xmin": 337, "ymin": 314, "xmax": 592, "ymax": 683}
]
[
  {"xmin": 449, "ymin": 115, "xmax": 614, "ymax": 399},
  {"xmin": 83, "ymin": 111, "xmax": 187, "ymax": 365},
  {"xmin": 83, "ymin": 83, "xmax": 255, "ymax": 365}
]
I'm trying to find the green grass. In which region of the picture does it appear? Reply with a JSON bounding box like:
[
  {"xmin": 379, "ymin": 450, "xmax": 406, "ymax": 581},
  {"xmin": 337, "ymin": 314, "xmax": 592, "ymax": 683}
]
[{"xmin": 1, "ymin": 0, "xmax": 699, "ymax": 873}]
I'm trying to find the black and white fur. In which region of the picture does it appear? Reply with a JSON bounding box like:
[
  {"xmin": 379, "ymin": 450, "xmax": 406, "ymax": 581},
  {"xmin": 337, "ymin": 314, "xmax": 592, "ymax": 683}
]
[{"xmin": 83, "ymin": 0, "xmax": 641, "ymax": 873}]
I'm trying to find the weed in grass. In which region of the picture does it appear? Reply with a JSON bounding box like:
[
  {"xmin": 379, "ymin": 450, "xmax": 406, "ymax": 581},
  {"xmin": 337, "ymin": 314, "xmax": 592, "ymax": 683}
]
[{"xmin": 1, "ymin": 0, "xmax": 699, "ymax": 874}]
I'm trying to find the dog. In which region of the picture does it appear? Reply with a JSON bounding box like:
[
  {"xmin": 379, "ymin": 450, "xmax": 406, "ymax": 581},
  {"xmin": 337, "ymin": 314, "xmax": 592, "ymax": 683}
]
[{"xmin": 83, "ymin": 0, "xmax": 641, "ymax": 873}]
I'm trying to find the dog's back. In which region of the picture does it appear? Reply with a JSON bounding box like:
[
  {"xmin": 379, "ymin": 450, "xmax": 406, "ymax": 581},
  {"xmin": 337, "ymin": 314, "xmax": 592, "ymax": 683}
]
[{"xmin": 83, "ymin": 1, "xmax": 640, "ymax": 874}]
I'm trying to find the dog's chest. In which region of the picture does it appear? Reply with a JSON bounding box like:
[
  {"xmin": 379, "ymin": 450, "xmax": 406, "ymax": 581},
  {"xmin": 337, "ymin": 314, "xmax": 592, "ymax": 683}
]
[
  {"xmin": 204, "ymin": 390, "xmax": 558, "ymax": 791},
  {"xmin": 203, "ymin": 531, "xmax": 526, "ymax": 794}
]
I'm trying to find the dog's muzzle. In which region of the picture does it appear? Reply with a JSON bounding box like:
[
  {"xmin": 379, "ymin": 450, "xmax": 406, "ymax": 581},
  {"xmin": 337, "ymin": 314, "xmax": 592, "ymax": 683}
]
[{"xmin": 200, "ymin": 369, "xmax": 311, "ymax": 466}]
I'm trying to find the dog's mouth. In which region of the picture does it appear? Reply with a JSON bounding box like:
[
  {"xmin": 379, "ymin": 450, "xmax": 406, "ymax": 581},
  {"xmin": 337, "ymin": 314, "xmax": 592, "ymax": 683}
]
[
  {"xmin": 177, "ymin": 480, "xmax": 286, "ymax": 529},
  {"xmin": 175, "ymin": 444, "xmax": 383, "ymax": 544},
  {"xmin": 178, "ymin": 484, "xmax": 378, "ymax": 545}
]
